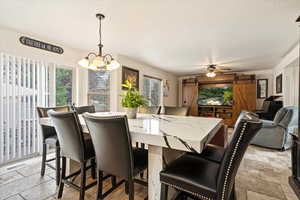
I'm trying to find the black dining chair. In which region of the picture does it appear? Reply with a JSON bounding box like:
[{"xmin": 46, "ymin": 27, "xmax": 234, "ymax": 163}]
[
  {"xmin": 48, "ymin": 110, "xmax": 100, "ymax": 200},
  {"xmin": 162, "ymin": 106, "xmax": 190, "ymax": 116},
  {"xmin": 37, "ymin": 106, "xmax": 70, "ymax": 186},
  {"xmin": 160, "ymin": 112, "xmax": 262, "ymax": 200},
  {"xmin": 72, "ymin": 105, "xmax": 96, "ymax": 114},
  {"xmin": 198, "ymin": 111, "xmax": 259, "ymax": 164},
  {"xmin": 83, "ymin": 114, "xmax": 148, "ymax": 200}
]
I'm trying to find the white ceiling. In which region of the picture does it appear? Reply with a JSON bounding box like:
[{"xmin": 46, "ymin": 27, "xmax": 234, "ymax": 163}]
[{"xmin": 0, "ymin": 0, "xmax": 299, "ymax": 75}]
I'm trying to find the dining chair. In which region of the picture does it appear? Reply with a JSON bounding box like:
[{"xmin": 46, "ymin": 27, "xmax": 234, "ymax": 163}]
[
  {"xmin": 138, "ymin": 106, "xmax": 161, "ymax": 114},
  {"xmin": 163, "ymin": 106, "xmax": 190, "ymax": 116},
  {"xmin": 72, "ymin": 105, "xmax": 96, "ymax": 114},
  {"xmin": 48, "ymin": 110, "xmax": 99, "ymax": 200},
  {"xmin": 37, "ymin": 106, "xmax": 70, "ymax": 186},
  {"xmin": 160, "ymin": 112, "xmax": 262, "ymax": 200},
  {"xmin": 198, "ymin": 111, "xmax": 259, "ymax": 163},
  {"xmin": 83, "ymin": 114, "xmax": 148, "ymax": 200}
]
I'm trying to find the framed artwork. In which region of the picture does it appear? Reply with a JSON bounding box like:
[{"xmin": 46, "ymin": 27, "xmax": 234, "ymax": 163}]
[
  {"xmin": 276, "ymin": 74, "xmax": 282, "ymax": 94},
  {"xmin": 122, "ymin": 66, "xmax": 139, "ymax": 90},
  {"xmin": 257, "ymin": 79, "xmax": 268, "ymax": 99}
]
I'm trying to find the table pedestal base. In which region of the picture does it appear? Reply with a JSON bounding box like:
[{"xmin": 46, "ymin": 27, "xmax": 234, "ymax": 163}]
[{"xmin": 148, "ymin": 145, "xmax": 183, "ymax": 200}]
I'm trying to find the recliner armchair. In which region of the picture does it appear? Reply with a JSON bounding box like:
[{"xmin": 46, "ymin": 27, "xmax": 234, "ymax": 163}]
[{"xmin": 251, "ymin": 106, "xmax": 298, "ymax": 150}]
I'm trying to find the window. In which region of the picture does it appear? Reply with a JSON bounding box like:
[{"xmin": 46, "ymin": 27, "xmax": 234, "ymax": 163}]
[
  {"xmin": 143, "ymin": 75, "xmax": 162, "ymax": 106},
  {"xmin": 88, "ymin": 70, "xmax": 110, "ymax": 111},
  {"xmin": 55, "ymin": 68, "xmax": 73, "ymax": 106}
]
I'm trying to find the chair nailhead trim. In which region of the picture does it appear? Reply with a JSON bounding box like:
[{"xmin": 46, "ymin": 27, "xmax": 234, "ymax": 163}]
[
  {"xmin": 161, "ymin": 181, "xmax": 213, "ymax": 200},
  {"xmin": 221, "ymin": 122, "xmax": 247, "ymax": 200}
]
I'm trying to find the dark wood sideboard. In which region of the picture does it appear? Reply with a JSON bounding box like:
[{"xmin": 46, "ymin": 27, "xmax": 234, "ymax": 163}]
[{"xmin": 289, "ymin": 133, "xmax": 300, "ymax": 199}]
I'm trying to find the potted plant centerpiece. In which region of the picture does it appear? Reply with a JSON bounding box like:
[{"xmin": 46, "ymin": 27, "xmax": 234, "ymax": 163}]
[{"xmin": 120, "ymin": 80, "xmax": 147, "ymax": 119}]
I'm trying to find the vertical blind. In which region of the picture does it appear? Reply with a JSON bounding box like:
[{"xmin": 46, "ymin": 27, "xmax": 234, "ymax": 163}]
[{"xmin": 0, "ymin": 52, "xmax": 50, "ymax": 164}]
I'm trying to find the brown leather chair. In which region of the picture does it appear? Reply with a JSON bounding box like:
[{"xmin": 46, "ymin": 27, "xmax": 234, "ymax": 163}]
[
  {"xmin": 37, "ymin": 106, "xmax": 70, "ymax": 186},
  {"xmin": 163, "ymin": 106, "xmax": 190, "ymax": 116},
  {"xmin": 72, "ymin": 105, "xmax": 96, "ymax": 114},
  {"xmin": 48, "ymin": 110, "xmax": 98, "ymax": 200},
  {"xmin": 83, "ymin": 114, "xmax": 148, "ymax": 200},
  {"xmin": 160, "ymin": 112, "xmax": 262, "ymax": 200}
]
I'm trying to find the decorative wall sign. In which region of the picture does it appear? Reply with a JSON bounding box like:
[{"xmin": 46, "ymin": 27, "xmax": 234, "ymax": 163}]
[
  {"xmin": 19, "ymin": 36, "xmax": 64, "ymax": 54},
  {"xmin": 257, "ymin": 79, "xmax": 268, "ymax": 99},
  {"xmin": 276, "ymin": 74, "xmax": 282, "ymax": 94},
  {"xmin": 122, "ymin": 66, "xmax": 139, "ymax": 90}
]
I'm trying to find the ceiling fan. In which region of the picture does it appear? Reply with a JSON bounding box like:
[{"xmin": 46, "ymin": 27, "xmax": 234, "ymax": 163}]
[{"xmin": 201, "ymin": 64, "xmax": 232, "ymax": 77}]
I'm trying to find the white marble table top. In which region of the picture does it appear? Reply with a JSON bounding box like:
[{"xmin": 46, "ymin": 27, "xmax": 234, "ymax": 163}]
[{"xmin": 39, "ymin": 112, "xmax": 223, "ymax": 153}]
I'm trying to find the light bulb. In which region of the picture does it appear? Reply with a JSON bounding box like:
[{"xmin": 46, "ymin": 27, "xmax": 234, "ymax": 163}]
[
  {"xmin": 107, "ymin": 59, "xmax": 121, "ymax": 71},
  {"xmin": 206, "ymin": 72, "xmax": 216, "ymax": 77},
  {"xmin": 78, "ymin": 57, "xmax": 89, "ymax": 68},
  {"xmin": 92, "ymin": 56, "xmax": 105, "ymax": 68}
]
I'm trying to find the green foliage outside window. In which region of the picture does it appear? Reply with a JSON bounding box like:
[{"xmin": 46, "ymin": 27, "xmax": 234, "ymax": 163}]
[{"xmin": 56, "ymin": 68, "xmax": 72, "ymax": 106}]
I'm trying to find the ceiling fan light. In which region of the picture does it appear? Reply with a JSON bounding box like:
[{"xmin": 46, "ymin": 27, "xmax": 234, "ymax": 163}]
[
  {"xmin": 106, "ymin": 59, "xmax": 121, "ymax": 71},
  {"xmin": 206, "ymin": 72, "xmax": 216, "ymax": 77},
  {"xmin": 78, "ymin": 57, "xmax": 89, "ymax": 68}
]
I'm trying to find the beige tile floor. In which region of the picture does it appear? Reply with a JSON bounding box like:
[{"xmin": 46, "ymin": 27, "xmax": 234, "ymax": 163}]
[{"xmin": 0, "ymin": 145, "xmax": 298, "ymax": 200}]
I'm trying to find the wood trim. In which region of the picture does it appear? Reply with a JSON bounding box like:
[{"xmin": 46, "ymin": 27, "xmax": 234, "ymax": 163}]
[{"xmin": 143, "ymin": 74, "xmax": 162, "ymax": 81}]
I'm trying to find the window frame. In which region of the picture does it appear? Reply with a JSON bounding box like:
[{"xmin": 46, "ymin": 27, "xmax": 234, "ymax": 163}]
[
  {"xmin": 87, "ymin": 70, "xmax": 110, "ymax": 112},
  {"xmin": 49, "ymin": 65, "xmax": 76, "ymax": 107},
  {"xmin": 143, "ymin": 74, "xmax": 163, "ymax": 107}
]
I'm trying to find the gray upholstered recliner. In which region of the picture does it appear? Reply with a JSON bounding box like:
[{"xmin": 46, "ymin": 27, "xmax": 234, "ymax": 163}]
[{"xmin": 251, "ymin": 106, "xmax": 298, "ymax": 150}]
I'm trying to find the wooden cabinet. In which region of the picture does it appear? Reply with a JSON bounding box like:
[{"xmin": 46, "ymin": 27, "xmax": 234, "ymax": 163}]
[
  {"xmin": 182, "ymin": 82, "xmax": 198, "ymax": 116},
  {"xmin": 182, "ymin": 74, "xmax": 256, "ymax": 127},
  {"xmin": 232, "ymin": 80, "xmax": 256, "ymax": 123}
]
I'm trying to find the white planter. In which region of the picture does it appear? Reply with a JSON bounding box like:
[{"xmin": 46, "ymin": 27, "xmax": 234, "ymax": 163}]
[{"xmin": 125, "ymin": 107, "xmax": 138, "ymax": 119}]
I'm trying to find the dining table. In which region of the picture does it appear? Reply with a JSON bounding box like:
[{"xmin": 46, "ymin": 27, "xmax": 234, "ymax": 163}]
[{"xmin": 39, "ymin": 112, "xmax": 223, "ymax": 200}]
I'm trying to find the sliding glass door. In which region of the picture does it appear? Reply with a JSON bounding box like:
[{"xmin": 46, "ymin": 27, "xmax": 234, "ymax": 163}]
[
  {"xmin": 0, "ymin": 53, "xmax": 50, "ymax": 165},
  {"xmin": 0, "ymin": 53, "xmax": 75, "ymax": 165}
]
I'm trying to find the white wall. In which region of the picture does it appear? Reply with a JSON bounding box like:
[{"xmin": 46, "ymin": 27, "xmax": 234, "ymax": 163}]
[
  {"xmin": 111, "ymin": 54, "xmax": 178, "ymax": 112},
  {"xmin": 0, "ymin": 26, "xmax": 89, "ymax": 105},
  {"xmin": 273, "ymin": 44, "xmax": 299, "ymax": 107}
]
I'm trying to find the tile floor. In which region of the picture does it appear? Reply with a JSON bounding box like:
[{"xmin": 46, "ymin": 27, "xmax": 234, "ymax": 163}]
[{"xmin": 0, "ymin": 145, "xmax": 298, "ymax": 200}]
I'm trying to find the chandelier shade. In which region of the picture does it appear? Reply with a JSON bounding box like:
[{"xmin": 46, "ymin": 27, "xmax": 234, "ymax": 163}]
[{"xmin": 78, "ymin": 13, "xmax": 120, "ymax": 71}]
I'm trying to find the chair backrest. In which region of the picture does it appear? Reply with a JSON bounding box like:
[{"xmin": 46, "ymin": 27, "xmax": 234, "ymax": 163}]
[
  {"xmin": 273, "ymin": 106, "xmax": 296, "ymax": 128},
  {"xmin": 37, "ymin": 106, "xmax": 70, "ymax": 118},
  {"xmin": 73, "ymin": 105, "xmax": 96, "ymax": 114},
  {"xmin": 261, "ymin": 100, "xmax": 271, "ymax": 112},
  {"xmin": 139, "ymin": 106, "xmax": 161, "ymax": 114},
  {"xmin": 285, "ymin": 106, "xmax": 298, "ymax": 130},
  {"xmin": 83, "ymin": 114, "xmax": 134, "ymax": 179},
  {"xmin": 216, "ymin": 112, "xmax": 262, "ymax": 200},
  {"xmin": 163, "ymin": 106, "xmax": 189, "ymax": 116},
  {"xmin": 37, "ymin": 106, "xmax": 70, "ymax": 141},
  {"xmin": 48, "ymin": 110, "xmax": 86, "ymax": 162}
]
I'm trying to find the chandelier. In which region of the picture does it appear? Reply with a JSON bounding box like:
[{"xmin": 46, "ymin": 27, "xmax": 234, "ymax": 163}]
[{"xmin": 78, "ymin": 13, "xmax": 120, "ymax": 71}]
